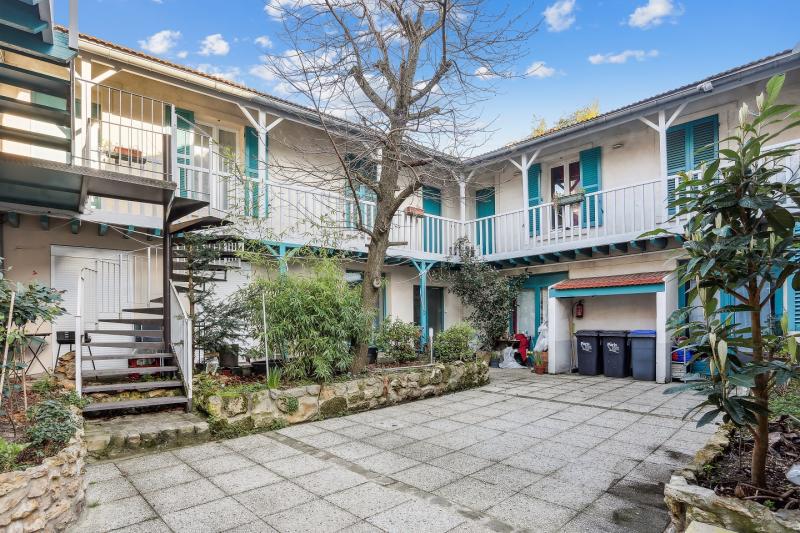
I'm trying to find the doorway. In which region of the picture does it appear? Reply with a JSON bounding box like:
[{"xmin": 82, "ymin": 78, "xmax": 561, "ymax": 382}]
[{"xmin": 413, "ymin": 286, "xmax": 445, "ymax": 338}]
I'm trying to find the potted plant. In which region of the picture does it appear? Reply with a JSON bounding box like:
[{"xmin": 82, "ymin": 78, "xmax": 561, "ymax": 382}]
[
  {"xmin": 532, "ymin": 351, "xmax": 547, "ymax": 374},
  {"xmin": 552, "ymin": 186, "xmax": 585, "ymax": 210}
]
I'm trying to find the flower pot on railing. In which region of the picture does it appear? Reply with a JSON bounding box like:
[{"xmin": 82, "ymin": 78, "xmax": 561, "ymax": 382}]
[
  {"xmin": 405, "ymin": 206, "xmax": 425, "ymax": 218},
  {"xmin": 552, "ymin": 191, "xmax": 585, "ymax": 209}
]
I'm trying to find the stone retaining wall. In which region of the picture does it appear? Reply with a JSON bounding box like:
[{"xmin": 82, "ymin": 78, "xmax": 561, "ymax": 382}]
[
  {"xmin": 0, "ymin": 413, "xmax": 86, "ymax": 532},
  {"xmin": 197, "ymin": 361, "xmax": 489, "ymax": 429},
  {"xmin": 664, "ymin": 424, "xmax": 800, "ymax": 532}
]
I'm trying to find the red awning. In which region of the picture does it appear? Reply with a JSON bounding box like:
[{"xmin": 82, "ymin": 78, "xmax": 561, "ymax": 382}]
[{"xmin": 552, "ymin": 271, "xmax": 670, "ymax": 291}]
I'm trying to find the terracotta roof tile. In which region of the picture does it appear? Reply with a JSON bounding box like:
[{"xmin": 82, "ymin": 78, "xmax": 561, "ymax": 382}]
[{"xmin": 553, "ymin": 271, "xmax": 670, "ymax": 290}]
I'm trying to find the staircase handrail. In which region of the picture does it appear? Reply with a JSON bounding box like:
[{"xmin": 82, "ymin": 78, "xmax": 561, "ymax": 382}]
[{"xmin": 169, "ymin": 279, "xmax": 193, "ymax": 402}]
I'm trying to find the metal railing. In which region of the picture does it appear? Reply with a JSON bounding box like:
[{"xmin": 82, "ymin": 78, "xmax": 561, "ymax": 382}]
[{"xmin": 169, "ymin": 280, "xmax": 193, "ymax": 402}]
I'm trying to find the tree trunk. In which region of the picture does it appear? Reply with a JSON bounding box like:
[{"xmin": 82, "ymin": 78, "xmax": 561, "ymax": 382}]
[
  {"xmin": 749, "ymin": 281, "xmax": 769, "ymax": 488},
  {"xmin": 352, "ymin": 228, "xmax": 390, "ymax": 373}
]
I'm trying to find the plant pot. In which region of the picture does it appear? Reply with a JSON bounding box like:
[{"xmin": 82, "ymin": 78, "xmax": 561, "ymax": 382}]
[{"xmin": 533, "ymin": 364, "xmax": 546, "ymax": 374}]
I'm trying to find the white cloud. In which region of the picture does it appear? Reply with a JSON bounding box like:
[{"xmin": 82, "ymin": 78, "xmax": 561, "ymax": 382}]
[
  {"xmin": 628, "ymin": 0, "xmax": 683, "ymax": 28},
  {"xmin": 525, "ymin": 61, "xmax": 556, "ymax": 78},
  {"xmin": 249, "ymin": 63, "xmax": 276, "ymax": 82},
  {"xmin": 588, "ymin": 49, "xmax": 659, "ymax": 65},
  {"xmin": 176, "ymin": 50, "xmax": 188, "ymax": 59},
  {"xmin": 474, "ymin": 66, "xmax": 497, "ymax": 80},
  {"xmin": 138, "ymin": 30, "xmax": 181, "ymax": 55},
  {"xmin": 195, "ymin": 64, "xmax": 241, "ymax": 81},
  {"xmin": 543, "ymin": 0, "xmax": 576, "ymax": 32},
  {"xmin": 255, "ymin": 36, "xmax": 273, "ymax": 49},
  {"xmin": 199, "ymin": 34, "xmax": 230, "ymax": 56}
]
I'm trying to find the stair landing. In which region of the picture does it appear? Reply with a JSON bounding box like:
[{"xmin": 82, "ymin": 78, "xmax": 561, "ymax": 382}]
[{"xmin": 84, "ymin": 411, "xmax": 209, "ymax": 460}]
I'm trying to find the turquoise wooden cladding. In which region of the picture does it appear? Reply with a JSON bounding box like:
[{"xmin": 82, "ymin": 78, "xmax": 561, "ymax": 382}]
[
  {"xmin": 475, "ymin": 187, "xmax": 495, "ymax": 255},
  {"xmin": 528, "ymin": 163, "xmax": 541, "ymax": 236},
  {"xmin": 579, "ymin": 147, "xmax": 602, "ymax": 227},
  {"xmin": 423, "ymin": 186, "xmax": 442, "ymax": 254}
]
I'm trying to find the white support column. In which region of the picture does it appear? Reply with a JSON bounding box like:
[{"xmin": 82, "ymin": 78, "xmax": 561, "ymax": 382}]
[
  {"xmin": 656, "ymin": 275, "xmax": 678, "ymax": 384},
  {"xmin": 548, "ymin": 294, "xmax": 572, "ymax": 374},
  {"xmin": 658, "ymin": 110, "xmax": 667, "ymax": 181},
  {"xmin": 79, "ymin": 59, "xmax": 93, "ymax": 167},
  {"xmin": 258, "ymin": 110, "xmax": 268, "ymax": 217},
  {"xmin": 510, "ymin": 150, "xmax": 540, "ymax": 244},
  {"xmin": 458, "ymin": 180, "xmax": 466, "ymax": 224}
]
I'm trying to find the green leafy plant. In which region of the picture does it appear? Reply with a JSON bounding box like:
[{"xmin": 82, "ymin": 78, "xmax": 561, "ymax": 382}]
[
  {"xmin": 433, "ymin": 323, "xmax": 475, "ymax": 362},
  {"xmin": 0, "ymin": 437, "xmax": 25, "ymax": 472},
  {"xmin": 440, "ymin": 239, "xmax": 525, "ymax": 349},
  {"xmin": 375, "ymin": 317, "xmax": 420, "ymax": 363},
  {"xmin": 26, "ymin": 400, "xmax": 76, "ymax": 449},
  {"xmin": 649, "ymin": 74, "xmax": 800, "ymax": 488},
  {"xmin": 280, "ymin": 396, "xmax": 299, "ymax": 414},
  {"xmin": 532, "ymin": 351, "xmax": 545, "ymax": 367},
  {"xmin": 267, "ymin": 368, "xmax": 282, "ymax": 389},
  {"xmin": 244, "ymin": 258, "xmax": 372, "ymax": 381},
  {"xmin": 31, "ymin": 377, "xmax": 56, "ymax": 395}
]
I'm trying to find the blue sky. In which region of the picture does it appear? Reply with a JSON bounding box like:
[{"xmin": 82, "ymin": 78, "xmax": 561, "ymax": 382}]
[{"xmin": 55, "ymin": 0, "xmax": 800, "ymax": 150}]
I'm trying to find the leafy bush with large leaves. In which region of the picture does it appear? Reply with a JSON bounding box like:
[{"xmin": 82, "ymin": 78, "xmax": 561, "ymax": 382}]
[
  {"xmin": 645, "ymin": 74, "xmax": 800, "ymax": 487},
  {"xmin": 243, "ymin": 258, "xmax": 372, "ymax": 382},
  {"xmin": 440, "ymin": 239, "xmax": 525, "ymax": 349}
]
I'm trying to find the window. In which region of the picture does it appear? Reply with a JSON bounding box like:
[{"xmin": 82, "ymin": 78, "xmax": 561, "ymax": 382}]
[{"xmin": 550, "ymin": 161, "xmax": 580, "ymax": 226}]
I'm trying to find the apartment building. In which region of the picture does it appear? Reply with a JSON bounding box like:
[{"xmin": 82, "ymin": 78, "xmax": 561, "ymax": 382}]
[{"xmin": 1, "ymin": 1, "xmax": 799, "ymax": 412}]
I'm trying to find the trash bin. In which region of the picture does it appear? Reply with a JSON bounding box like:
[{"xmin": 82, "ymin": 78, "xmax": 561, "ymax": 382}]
[
  {"xmin": 575, "ymin": 330, "xmax": 602, "ymax": 375},
  {"xmin": 629, "ymin": 329, "xmax": 657, "ymax": 381},
  {"xmin": 600, "ymin": 330, "xmax": 629, "ymax": 378}
]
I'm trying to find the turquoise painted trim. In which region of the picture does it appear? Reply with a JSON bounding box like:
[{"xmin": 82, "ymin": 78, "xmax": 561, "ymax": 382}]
[
  {"xmin": 411, "ymin": 260, "xmax": 437, "ymax": 346},
  {"xmin": 423, "ymin": 186, "xmax": 442, "ymax": 254},
  {"xmin": 0, "ymin": 1, "xmax": 48, "ymax": 35},
  {"xmin": 551, "ymin": 283, "xmax": 665, "ymax": 298},
  {"xmin": 0, "ymin": 27, "xmax": 76, "ymax": 64},
  {"xmin": 475, "ymin": 187, "xmax": 495, "ymax": 255},
  {"xmin": 522, "ymin": 272, "xmax": 568, "ymax": 344}
]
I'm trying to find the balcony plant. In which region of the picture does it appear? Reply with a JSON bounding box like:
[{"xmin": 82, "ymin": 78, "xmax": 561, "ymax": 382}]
[
  {"xmin": 645, "ymin": 74, "xmax": 800, "ymax": 512},
  {"xmin": 552, "ymin": 186, "xmax": 585, "ymax": 210}
]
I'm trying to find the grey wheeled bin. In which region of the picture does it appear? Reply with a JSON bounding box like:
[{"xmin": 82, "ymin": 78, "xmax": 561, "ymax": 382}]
[
  {"xmin": 601, "ymin": 330, "xmax": 630, "ymax": 378},
  {"xmin": 629, "ymin": 329, "xmax": 657, "ymax": 381},
  {"xmin": 575, "ymin": 330, "xmax": 602, "ymax": 375}
]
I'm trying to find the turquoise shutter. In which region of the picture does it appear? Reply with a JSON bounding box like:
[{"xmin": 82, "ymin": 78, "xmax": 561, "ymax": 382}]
[
  {"xmin": 423, "ymin": 186, "xmax": 442, "ymax": 254},
  {"xmin": 528, "ymin": 163, "xmax": 541, "ymax": 236},
  {"xmin": 579, "ymin": 147, "xmax": 602, "ymax": 227},
  {"xmin": 691, "ymin": 117, "xmax": 718, "ymax": 166},
  {"xmin": 475, "ymin": 188, "xmax": 495, "ymax": 255},
  {"xmin": 176, "ymin": 108, "xmax": 194, "ymax": 197},
  {"xmin": 790, "ymin": 275, "xmax": 800, "ymax": 332},
  {"xmin": 666, "ymin": 115, "xmax": 717, "ymax": 215},
  {"xmin": 666, "ymin": 128, "xmax": 687, "ymax": 215},
  {"xmin": 244, "ymin": 126, "xmax": 259, "ymax": 217}
]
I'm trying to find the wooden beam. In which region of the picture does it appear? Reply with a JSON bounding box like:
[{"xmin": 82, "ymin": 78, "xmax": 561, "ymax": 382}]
[
  {"xmin": 98, "ymin": 223, "xmax": 109, "ymax": 236},
  {"xmin": 556, "ymin": 250, "xmax": 575, "ymax": 260},
  {"xmin": 592, "ymin": 245, "xmax": 609, "ymax": 256},
  {"xmin": 630, "ymin": 240, "xmax": 646, "ymax": 252},
  {"xmin": 70, "ymin": 219, "xmax": 81, "ymax": 234},
  {"xmin": 542, "ymin": 253, "xmax": 559, "ymax": 263},
  {"xmin": 576, "ymin": 248, "xmax": 593, "ymax": 259},
  {"xmin": 612, "ymin": 242, "xmax": 628, "ymax": 253}
]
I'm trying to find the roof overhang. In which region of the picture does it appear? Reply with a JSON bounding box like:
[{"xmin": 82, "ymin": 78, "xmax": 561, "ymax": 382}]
[
  {"xmin": 550, "ymin": 271, "xmax": 670, "ymax": 298},
  {"xmin": 0, "ymin": 152, "xmax": 175, "ymax": 213},
  {"xmin": 467, "ymin": 49, "xmax": 800, "ymax": 168}
]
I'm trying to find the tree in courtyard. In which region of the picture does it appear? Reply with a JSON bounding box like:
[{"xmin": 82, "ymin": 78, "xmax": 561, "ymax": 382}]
[
  {"xmin": 259, "ymin": 0, "xmax": 534, "ymax": 371},
  {"xmin": 646, "ymin": 74, "xmax": 800, "ymax": 487}
]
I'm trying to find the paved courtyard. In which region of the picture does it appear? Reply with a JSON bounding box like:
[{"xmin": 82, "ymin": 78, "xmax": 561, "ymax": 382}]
[{"xmin": 73, "ymin": 370, "xmax": 716, "ymax": 532}]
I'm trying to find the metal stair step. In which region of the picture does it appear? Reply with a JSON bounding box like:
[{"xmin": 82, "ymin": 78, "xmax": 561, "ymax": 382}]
[
  {"xmin": 169, "ymin": 273, "xmax": 218, "ymax": 283},
  {"xmin": 83, "ymin": 353, "xmax": 172, "ymax": 361},
  {"xmin": 171, "ymin": 263, "xmax": 237, "ymax": 272},
  {"xmin": 83, "ymin": 380, "xmax": 183, "ymax": 393},
  {"xmin": 120, "ymin": 307, "xmax": 164, "ymax": 315},
  {"xmin": 85, "ymin": 329, "xmax": 163, "ymax": 337},
  {"xmin": 85, "ymin": 341, "xmax": 164, "ymax": 349},
  {"xmin": 82, "ymin": 366, "xmax": 178, "ymax": 378},
  {"xmin": 83, "ymin": 396, "xmax": 189, "ymax": 413},
  {"xmin": 99, "ymin": 318, "xmax": 164, "ymax": 326}
]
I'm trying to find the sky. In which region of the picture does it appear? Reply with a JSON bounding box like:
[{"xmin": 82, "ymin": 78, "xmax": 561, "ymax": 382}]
[{"xmin": 54, "ymin": 0, "xmax": 800, "ymax": 151}]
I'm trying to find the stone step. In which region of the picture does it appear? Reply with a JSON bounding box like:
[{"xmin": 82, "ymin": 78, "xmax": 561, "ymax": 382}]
[{"xmin": 84, "ymin": 411, "xmax": 210, "ymax": 459}]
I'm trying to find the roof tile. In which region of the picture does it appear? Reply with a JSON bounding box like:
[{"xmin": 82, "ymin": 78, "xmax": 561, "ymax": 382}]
[{"xmin": 553, "ymin": 271, "xmax": 670, "ymax": 290}]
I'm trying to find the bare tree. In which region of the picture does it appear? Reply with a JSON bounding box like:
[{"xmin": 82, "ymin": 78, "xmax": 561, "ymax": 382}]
[{"xmin": 261, "ymin": 0, "xmax": 535, "ymax": 371}]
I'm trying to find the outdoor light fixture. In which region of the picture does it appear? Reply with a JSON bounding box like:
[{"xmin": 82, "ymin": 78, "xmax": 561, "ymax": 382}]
[
  {"xmin": 612, "ymin": 142, "xmax": 624, "ymax": 149},
  {"xmin": 698, "ymin": 81, "xmax": 714, "ymax": 93}
]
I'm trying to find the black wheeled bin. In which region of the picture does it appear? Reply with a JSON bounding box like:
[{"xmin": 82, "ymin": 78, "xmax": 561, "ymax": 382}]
[
  {"xmin": 629, "ymin": 329, "xmax": 657, "ymax": 381},
  {"xmin": 575, "ymin": 330, "xmax": 602, "ymax": 375},
  {"xmin": 601, "ymin": 330, "xmax": 630, "ymax": 378}
]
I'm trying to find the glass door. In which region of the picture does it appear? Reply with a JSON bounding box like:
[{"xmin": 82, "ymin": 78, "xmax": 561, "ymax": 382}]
[{"xmin": 550, "ymin": 161, "xmax": 581, "ymax": 227}]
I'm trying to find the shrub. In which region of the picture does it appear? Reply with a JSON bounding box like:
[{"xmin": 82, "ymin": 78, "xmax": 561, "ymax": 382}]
[
  {"xmin": 244, "ymin": 258, "xmax": 372, "ymax": 381},
  {"xmin": 434, "ymin": 323, "xmax": 476, "ymax": 362},
  {"xmin": 26, "ymin": 400, "xmax": 77, "ymax": 449},
  {"xmin": 375, "ymin": 317, "xmax": 420, "ymax": 363},
  {"xmin": 0, "ymin": 438, "xmax": 25, "ymax": 472}
]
